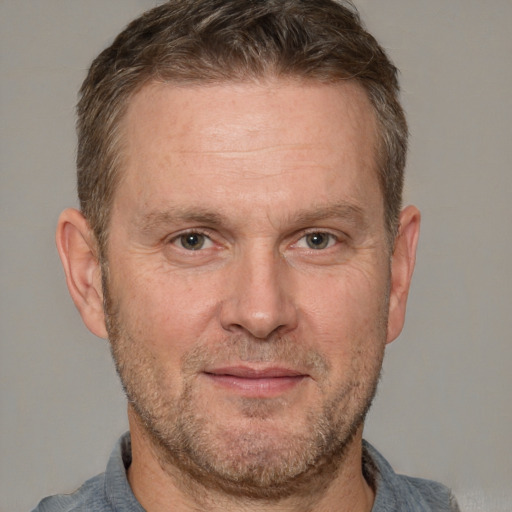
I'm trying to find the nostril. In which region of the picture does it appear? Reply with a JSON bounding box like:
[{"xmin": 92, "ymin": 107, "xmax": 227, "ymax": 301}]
[
  {"xmin": 220, "ymin": 301, "xmax": 298, "ymax": 340},
  {"xmin": 219, "ymin": 256, "xmax": 299, "ymax": 338}
]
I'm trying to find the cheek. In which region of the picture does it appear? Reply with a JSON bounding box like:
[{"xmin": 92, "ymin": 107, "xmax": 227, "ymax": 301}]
[
  {"xmin": 112, "ymin": 263, "xmax": 223, "ymax": 353},
  {"xmin": 298, "ymin": 264, "xmax": 389, "ymax": 357}
]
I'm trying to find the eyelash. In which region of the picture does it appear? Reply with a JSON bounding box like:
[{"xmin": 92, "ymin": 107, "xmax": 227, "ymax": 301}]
[
  {"xmin": 168, "ymin": 229, "xmax": 216, "ymax": 250},
  {"xmin": 168, "ymin": 229, "xmax": 343, "ymax": 252},
  {"xmin": 294, "ymin": 231, "xmax": 339, "ymax": 251}
]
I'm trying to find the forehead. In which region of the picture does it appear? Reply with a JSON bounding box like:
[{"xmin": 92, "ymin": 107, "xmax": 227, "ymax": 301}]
[
  {"xmin": 114, "ymin": 79, "xmax": 382, "ymax": 227},
  {"xmin": 122, "ymin": 78, "xmax": 377, "ymax": 157}
]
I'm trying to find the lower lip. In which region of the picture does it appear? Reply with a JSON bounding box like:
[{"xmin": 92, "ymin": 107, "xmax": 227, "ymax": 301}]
[{"xmin": 204, "ymin": 373, "xmax": 306, "ymax": 398}]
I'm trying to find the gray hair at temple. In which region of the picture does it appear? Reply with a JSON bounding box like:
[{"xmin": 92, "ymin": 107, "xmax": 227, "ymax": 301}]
[{"xmin": 77, "ymin": 0, "xmax": 407, "ymax": 256}]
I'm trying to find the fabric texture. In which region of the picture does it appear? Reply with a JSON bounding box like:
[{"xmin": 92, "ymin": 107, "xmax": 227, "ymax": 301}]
[{"xmin": 32, "ymin": 433, "xmax": 459, "ymax": 511}]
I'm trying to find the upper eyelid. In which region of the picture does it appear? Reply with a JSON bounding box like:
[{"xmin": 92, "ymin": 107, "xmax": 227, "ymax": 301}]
[
  {"xmin": 294, "ymin": 231, "xmax": 339, "ymax": 246},
  {"xmin": 164, "ymin": 227, "xmax": 347, "ymax": 246},
  {"xmin": 294, "ymin": 228, "xmax": 346, "ymax": 242},
  {"xmin": 168, "ymin": 231, "xmax": 216, "ymax": 253},
  {"xmin": 168, "ymin": 227, "xmax": 215, "ymax": 241},
  {"xmin": 299, "ymin": 228, "xmax": 341, "ymax": 236}
]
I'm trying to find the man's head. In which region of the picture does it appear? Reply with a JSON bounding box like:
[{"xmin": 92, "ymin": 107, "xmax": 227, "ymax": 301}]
[
  {"xmin": 76, "ymin": 0, "xmax": 407, "ymax": 258},
  {"xmin": 57, "ymin": 0, "xmax": 420, "ymax": 505}
]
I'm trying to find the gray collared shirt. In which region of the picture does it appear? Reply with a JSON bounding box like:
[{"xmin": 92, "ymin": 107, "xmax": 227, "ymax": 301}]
[{"xmin": 32, "ymin": 433, "xmax": 459, "ymax": 511}]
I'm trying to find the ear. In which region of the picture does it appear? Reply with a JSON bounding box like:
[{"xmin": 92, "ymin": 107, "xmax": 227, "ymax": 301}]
[
  {"xmin": 386, "ymin": 205, "xmax": 421, "ymax": 344},
  {"xmin": 56, "ymin": 208, "xmax": 108, "ymax": 339}
]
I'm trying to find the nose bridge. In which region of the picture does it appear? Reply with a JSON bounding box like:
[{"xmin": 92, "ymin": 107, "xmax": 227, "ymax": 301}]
[{"xmin": 220, "ymin": 241, "xmax": 297, "ymax": 339}]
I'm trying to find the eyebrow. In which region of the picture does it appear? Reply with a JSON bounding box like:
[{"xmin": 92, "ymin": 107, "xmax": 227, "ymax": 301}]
[
  {"xmin": 135, "ymin": 201, "xmax": 369, "ymax": 234},
  {"xmin": 135, "ymin": 207, "xmax": 225, "ymax": 234},
  {"xmin": 291, "ymin": 203, "xmax": 368, "ymax": 230}
]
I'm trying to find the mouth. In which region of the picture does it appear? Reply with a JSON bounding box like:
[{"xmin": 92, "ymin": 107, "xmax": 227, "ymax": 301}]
[{"xmin": 203, "ymin": 366, "xmax": 308, "ymax": 398}]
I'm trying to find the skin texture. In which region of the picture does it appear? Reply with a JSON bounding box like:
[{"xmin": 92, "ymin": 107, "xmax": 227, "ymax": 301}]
[{"xmin": 57, "ymin": 79, "xmax": 420, "ymax": 512}]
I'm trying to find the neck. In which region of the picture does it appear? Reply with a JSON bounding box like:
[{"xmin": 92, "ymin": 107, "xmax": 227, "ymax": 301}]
[{"xmin": 126, "ymin": 408, "xmax": 374, "ymax": 512}]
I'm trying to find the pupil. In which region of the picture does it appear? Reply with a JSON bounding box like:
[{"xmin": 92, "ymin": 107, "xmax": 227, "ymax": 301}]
[
  {"xmin": 307, "ymin": 233, "xmax": 328, "ymax": 249},
  {"xmin": 182, "ymin": 233, "xmax": 204, "ymax": 250}
]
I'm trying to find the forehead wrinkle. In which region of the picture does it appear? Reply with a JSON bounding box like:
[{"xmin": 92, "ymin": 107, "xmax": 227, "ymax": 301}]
[{"xmin": 171, "ymin": 142, "xmax": 319, "ymax": 157}]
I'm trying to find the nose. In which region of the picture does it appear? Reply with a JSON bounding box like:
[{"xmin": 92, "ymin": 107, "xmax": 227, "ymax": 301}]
[{"xmin": 219, "ymin": 247, "xmax": 298, "ymax": 339}]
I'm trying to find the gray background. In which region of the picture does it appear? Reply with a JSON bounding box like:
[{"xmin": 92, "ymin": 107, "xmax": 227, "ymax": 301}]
[{"xmin": 1, "ymin": 1, "xmax": 511, "ymax": 511}]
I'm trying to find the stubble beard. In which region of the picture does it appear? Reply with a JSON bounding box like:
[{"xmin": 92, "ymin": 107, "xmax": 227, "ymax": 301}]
[{"xmin": 102, "ymin": 270, "xmax": 386, "ymax": 501}]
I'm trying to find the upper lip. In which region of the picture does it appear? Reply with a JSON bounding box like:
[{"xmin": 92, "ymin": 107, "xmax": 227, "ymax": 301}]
[{"xmin": 204, "ymin": 366, "xmax": 306, "ymax": 379}]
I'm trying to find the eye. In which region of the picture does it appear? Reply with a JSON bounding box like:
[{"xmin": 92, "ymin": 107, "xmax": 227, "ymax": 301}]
[
  {"xmin": 299, "ymin": 232, "xmax": 337, "ymax": 250},
  {"xmin": 173, "ymin": 232, "xmax": 213, "ymax": 251}
]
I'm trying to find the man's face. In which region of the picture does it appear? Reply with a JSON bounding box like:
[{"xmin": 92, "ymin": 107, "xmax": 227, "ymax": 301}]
[{"xmin": 105, "ymin": 80, "xmax": 393, "ymax": 495}]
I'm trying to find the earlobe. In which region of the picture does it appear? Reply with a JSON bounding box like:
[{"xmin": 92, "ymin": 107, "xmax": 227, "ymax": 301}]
[
  {"xmin": 56, "ymin": 208, "xmax": 108, "ymax": 339},
  {"xmin": 386, "ymin": 205, "xmax": 421, "ymax": 344}
]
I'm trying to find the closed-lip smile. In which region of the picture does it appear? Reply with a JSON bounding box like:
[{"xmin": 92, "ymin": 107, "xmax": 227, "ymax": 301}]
[{"xmin": 203, "ymin": 366, "xmax": 308, "ymax": 397}]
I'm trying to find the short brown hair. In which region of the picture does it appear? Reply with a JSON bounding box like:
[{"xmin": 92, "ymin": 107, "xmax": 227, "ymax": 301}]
[{"xmin": 77, "ymin": 0, "xmax": 407, "ymax": 256}]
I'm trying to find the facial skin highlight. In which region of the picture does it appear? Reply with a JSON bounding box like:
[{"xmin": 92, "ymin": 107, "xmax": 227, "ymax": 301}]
[{"xmin": 57, "ymin": 78, "xmax": 420, "ymax": 511}]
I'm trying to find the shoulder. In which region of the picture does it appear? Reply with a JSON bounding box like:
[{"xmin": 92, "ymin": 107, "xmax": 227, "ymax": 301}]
[
  {"xmin": 392, "ymin": 473, "xmax": 460, "ymax": 512},
  {"xmin": 31, "ymin": 433, "xmax": 140, "ymax": 512},
  {"xmin": 363, "ymin": 440, "xmax": 460, "ymax": 512},
  {"xmin": 31, "ymin": 473, "xmax": 109, "ymax": 512}
]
